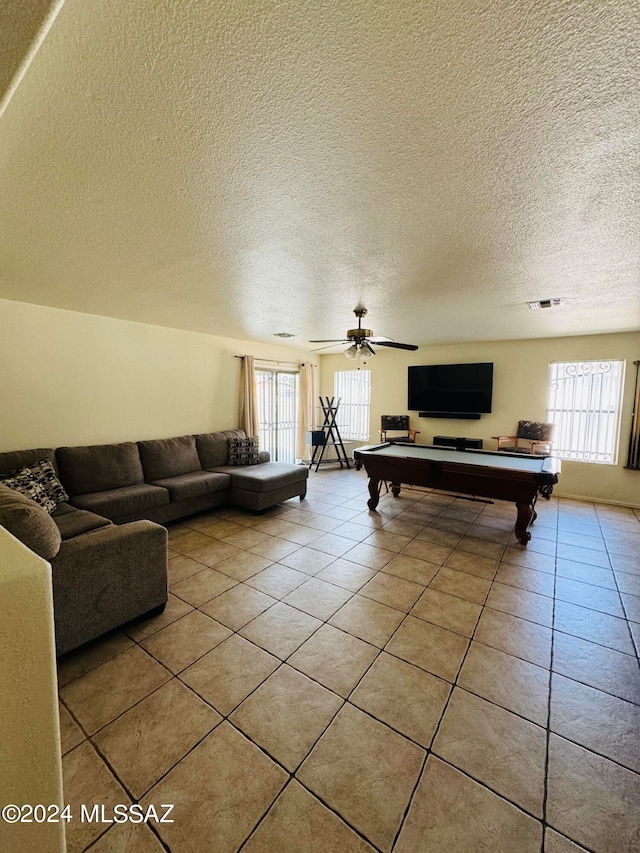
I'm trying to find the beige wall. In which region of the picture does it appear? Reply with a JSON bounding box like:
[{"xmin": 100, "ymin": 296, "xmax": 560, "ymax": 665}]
[
  {"xmin": 0, "ymin": 528, "xmax": 65, "ymax": 853},
  {"xmin": 320, "ymin": 331, "xmax": 640, "ymax": 507},
  {"xmin": 0, "ymin": 298, "xmax": 316, "ymax": 450}
]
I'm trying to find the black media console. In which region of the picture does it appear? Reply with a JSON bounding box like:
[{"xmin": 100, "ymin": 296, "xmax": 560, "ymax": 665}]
[{"xmin": 433, "ymin": 435, "xmax": 483, "ymax": 451}]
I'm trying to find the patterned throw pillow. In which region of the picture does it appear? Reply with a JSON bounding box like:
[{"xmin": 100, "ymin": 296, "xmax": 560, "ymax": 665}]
[
  {"xmin": 228, "ymin": 436, "xmax": 261, "ymax": 466},
  {"xmin": 0, "ymin": 458, "xmax": 69, "ymax": 514}
]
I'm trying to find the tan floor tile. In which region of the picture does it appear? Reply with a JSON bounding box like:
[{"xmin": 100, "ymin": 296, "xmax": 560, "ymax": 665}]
[
  {"xmin": 250, "ymin": 536, "xmax": 303, "ymax": 560},
  {"xmin": 142, "ymin": 722, "xmax": 287, "ymax": 853},
  {"xmin": 466, "ymin": 522, "xmax": 512, "ymax": 545},
  {"xmin": 94, "ymin": 679, "xmax": 221, "ymax": 798},
  {"xmin": 362, "ymin": 529, "xmax": 412, "ymax": 552},
  {"xmin": 430, "ymin": 566, "xmax": 492, "ymax": 604},
  {"xmin": 555, "ymin": 577, "xmax": 624, "ymax": 618},
  {"xmin": 199, "ymin": 583, "xmax": 276, "ymax": 631},
  {"xmin": 460, "ymin": 638, "xmax": 551, "ymax": 723},
  {"xmin": 123, "ymin": 594, "xmax": 193, "ymax": 642},
  {"xmin": 88, "ymin": 822, "xmax": 165, "ymax": 852},
  {"xmin": 239, "ymin": 601, "xmax": 322, "ymax": 658},
  {"xmin": 609, "ymin": 552, "xmax": 640, "ymax": 575},
  {"xmin": 245, "ymin": 564, "xmax": 309, "ymax": 598},
  {"xmin": 169, "ymin": 567, "xmax": 237, "ymax": 606},
  {"xmin": 395, "ymin": 755, "xmax": 542, "ymax": 853},
  {"xmin": 630, "ymin": 620, "xmax": 640, "ymax": 654},
  {"xmin": 141, "ymin": 610, "xmax": 231, "ymax": 674},
  {"xmin": 168, "ymin": 553, "xmax": 207, "ymax": 585},
  {"xmin": 433, "ymin": 687, "xmax": 546, "ymax": 816},
  {"xmin": 554, "ymin": 600, "xmax": 635, "ymax": 655},
  {"xmin": 168, "ymin": 529, "xmax": 216, "ymax": 555},
  {"xmin": 330, "ymin": 521, "xmax": 374, "ymax": 541},
  {"xmin": 503, "ymin": 545, "xmax": 556, "ymax": 574},
  {"xmin": 544, "ymin": 827, "xmax": 590, "ymax": 853},
  {"xmin": 166, "ymin": 522, "xmax": 191, "ymax": 539},
  {"xmin": 556, "ymin": 558, "xmax": 617, "ymax": 590},
  {"xmin": 180, "ymin": 634, "xmax": 280, "ymax": 715},
  {"xmin": 62, "ymin": 742, "xmax": 130, "ymax": 853},
  {"xmin": 416, "ymin": 526, "xmax": 463, "ymax": 547},
  {"xmin": 385, "ymin": 615, "xmax": 469, "ymax": 682},
  {"xmin": 359, "ymin": 572, "xmax": 424, "ymax": 612},
  {"xmin": 547, "ymin": 733, "xmax": 640, "ymax": 853},
  {"xmin": 495, "ymin": 562, "xmax": 555, "ymax": 596},
  {"xmin": 329, "ymin": 594, "xmax": 405, "ymax": 648},
  {"xmin": 455, "ymin": 535, "xmax": 506, "ymax": 560},
  {"xmin": 309, "ymin": 532, "xmax": 364, "ymax": 557},
  {"xmin": 557, "ymin": 542, "xmax": 611, "ymax": 568},
  {"xmin": 60, "ymin": 646, "xmax": 171, "ymax": 735},
  {"xmin": 243, "ymin": 780, "xmax": 376, "ymax": 852},
  {"xmin": 315, "ymin": 558, "xmax": 378, "ymax": 591},
  {"xmin": 59, "ymin": 701, "xmax": 84, "ymax": 755},
  {"xmin": 279, "ymin": 546, "xmax": 337, "ymax": 574},
  {"xmin": 474, "ymin": 607, "xmax": 552, "ymax": 667},
  {"xmin": 214, "ymin": 551, "xmax": 273, "ymax": 581},
  {"xmin": 231, "ymin": 665, "xmax": 342, "ymax": 770},
  {"xmin": 445, "ymin": 549, "xmax": 499, "ymax": 579},
  {"xmin": 185, "ymin": 538, "xmax": 242, "ymax": 567},
  {"xmin": 615, "ymin": 570, "xmax": 640, "ymax": 595},
  {"xmin": 297, "ymin": 703, "xmax": 424, "ymax": 852},
  {"xmin": 269, "ymin": 520, "xmax": 325, "ymax": 545},
  {"xmin": 552, "ymin": 631, "xmax": 640, "ymax": 705},
  {"xmin": 284, "ymin": 577, "xmax": 353, "ymax": 620},
  {"xmin": 344, "ymin": 542, "xmax": 396, "ymax": 569},
  {"xmin": 410, "ymin": 587, "xmax": 481, "ymax": 637},
  {"xmin": 381, "ymin": 517, "xmax": 426, "ymax": 537},
  {"xmin": 57, "ymin": 630, "xmax": 134, "ymax": 687},
  {"xmin": 429, "ymin": 515, "xmax": 470, "ymax": 534},
  {"xmin": 403, "ymin": 538, "xmax": 452, "ymax": 564},
  {"xmin": 197, "ymin": 518, "xmax": 245, "ymax": 539},
  {"xmin": 621, "ymin": 591, "xmax": 640, "ymax": 622},
  {"xmin": 486, "ymin": 581, "xmax": 554, "ymax": 627},
  {"xmin": 550, "ymin": 673, "xmax": 640, "ymax": 774},
  {"xmin": 288, "ymin": 623, "xmax": 378, "ymax": 697},
  {"xmin": 350, "ymin": 652, "xmax": 450, "ymax": 747},
  {"xmin": 220, "ymin": 527, "xmax": 271, "ymax": 549},
  {"xmin": 381, "ymin": 553, "xmax": 440, "ymax": 585}
]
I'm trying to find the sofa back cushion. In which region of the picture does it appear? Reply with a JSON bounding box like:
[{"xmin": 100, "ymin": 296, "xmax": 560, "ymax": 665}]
[
  {"xmin": 56, "ymin": 442, "xmax": 145, "ymax": 496},
  {"xmin": 0, "ymin": 448, "xmax": 56, "ymax": 476},
  {"xmin": 138, "ymin": 435, "xmax": 201, "ymax": 481},
  {"xmin": 195, "ymin": 430, "xmax": 246, "ymax": 469},
  {"xmin": 0, "ymin": 483, "xmax": 62, "ymax": 560}
]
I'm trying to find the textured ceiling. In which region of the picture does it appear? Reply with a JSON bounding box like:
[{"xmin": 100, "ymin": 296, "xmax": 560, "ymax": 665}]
[{"xmin": 1, "ymin": 0, "xmax": 639, "ymax": 349}]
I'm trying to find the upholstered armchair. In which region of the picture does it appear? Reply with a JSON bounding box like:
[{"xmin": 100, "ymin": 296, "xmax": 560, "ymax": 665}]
[
  {"xmin": 493, "ymin": 421, "xmax": 555, "ymax": 455},
  {"xmin": 380, "ymin": 415, "xmax": 420, "ymax": 444}
]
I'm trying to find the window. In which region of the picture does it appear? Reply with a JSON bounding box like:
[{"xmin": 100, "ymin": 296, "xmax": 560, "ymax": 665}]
[
  {"xmin": 334, "ymin": 370, "xmax": 371, "ymax": 441},
  {"xmin": 255, "ymin": 368, "xmax": 298, "ymax": 462},
  {"xmin": 546, "ymin": 360, "xmax": 625, "ymax": 464}
]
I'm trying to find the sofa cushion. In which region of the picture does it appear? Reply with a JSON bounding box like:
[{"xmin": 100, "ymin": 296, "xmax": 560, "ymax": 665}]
[
  {"xmin": 0, "ymin": 483, "xmax": 62, "ymax": 560},
  {"xmin": 228, "ymin": 436, "xmax": 261, "ymax": 466},
  {"xmin": 0, "ymin": 448, "xmax": 56, "ymax": 476},
  {"xmin": 195, "ymin": 430, "xmax": 246, "ymax": 468},
  {"xmin": 138, "ymin": 435, "xmax": 201, "ymax": 481},
  {"xmin": 56, "ymin": 442, "xmax": 145, "ymax": 496},
  {"xmin": 70, "ymin": 484, "xmax": 170, "ymax": 519},
  {"xmin": 0, "ymin": 464, "xmax": 57, "ymax": 512},
  {"xmin": 151, "ymin": 471, "xmax": 231, "ymax": 501},
  {"xmin": 208, "ymin": 462, "xmax": 308, "ymax": 494},
  {"xmin": 52, "ymin": 503, "xmax": 112, "ymax": 540}
]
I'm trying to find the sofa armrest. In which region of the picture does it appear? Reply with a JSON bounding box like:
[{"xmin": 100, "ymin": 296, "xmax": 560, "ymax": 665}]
[{"xmin": 51, "ymin": 520, "xmax": 168, "ymax": 655}]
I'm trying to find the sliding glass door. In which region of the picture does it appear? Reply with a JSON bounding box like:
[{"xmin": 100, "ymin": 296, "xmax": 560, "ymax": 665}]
[{"xmin": 255, "ymin": 369, "xmax": 299, "ymax": 462}]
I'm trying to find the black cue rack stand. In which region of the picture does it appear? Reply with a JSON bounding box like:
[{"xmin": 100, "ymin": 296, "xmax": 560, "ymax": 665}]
[{"xmin": 306, "ymin": 397, "xmax": 352, "ymax": 472}]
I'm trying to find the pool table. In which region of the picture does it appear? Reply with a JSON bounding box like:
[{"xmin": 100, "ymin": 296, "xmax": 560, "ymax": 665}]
[{"xmin": 353, "ymin": 443, "xmax": 560, "ymax": 545}]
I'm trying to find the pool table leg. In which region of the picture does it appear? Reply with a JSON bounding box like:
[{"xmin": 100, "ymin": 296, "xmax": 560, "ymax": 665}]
[
  {"xmin": 367, "ymin": 478, "xmax": 381, "ymax": 510},
  {"xmin": 515, "ymin": 502, "xmax": 533, "ymax": 545},
  {"xmin": 391, "ymin": 483, "xmax": 401, "ymax": 497}
]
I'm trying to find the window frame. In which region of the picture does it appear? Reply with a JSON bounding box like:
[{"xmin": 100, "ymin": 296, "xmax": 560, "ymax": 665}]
[{"xmin": 333, "ymin": 369, "xmax": 372, "ymax": 442}]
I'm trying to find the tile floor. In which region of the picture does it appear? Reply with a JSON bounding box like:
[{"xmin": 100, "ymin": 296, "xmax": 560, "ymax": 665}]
[{"xmin": 56, "ymin": 467, "xmax": 640, "ymax": 853}]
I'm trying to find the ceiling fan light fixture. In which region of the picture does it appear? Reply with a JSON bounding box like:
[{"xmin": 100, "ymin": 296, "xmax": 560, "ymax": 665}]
[
  {"xmin": 360, "ymin": 341, "xmax": 376, "ymax": 361},
  {"xmin": 344, "ymin": 343, "xmax": 358, "ymax": 360}
]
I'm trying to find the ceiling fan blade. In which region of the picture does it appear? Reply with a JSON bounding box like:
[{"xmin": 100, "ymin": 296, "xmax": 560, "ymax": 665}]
[
  {"xmin": 368, "ymin": 336, "xmax": 393, "ymax": 343},
  {"xmin": 311, "ymin": 343, "xmax": 350, "ymax": 352},
  {"xmin": 309, "ymin": 339, "xmax": 349, "ymax": 343},
  {"xmin": 374, "ymin": 341, "xmax": 419, "ymax": 351}
]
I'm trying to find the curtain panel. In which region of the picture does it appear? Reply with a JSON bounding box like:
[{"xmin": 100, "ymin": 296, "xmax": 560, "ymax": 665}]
[
  {"xmin": 239, "ymin": 355, "xmax": 259, "ymax": 438},
  {"xmin": 296, "ymin": 363, "xmax": 317, "ymax": 462}
]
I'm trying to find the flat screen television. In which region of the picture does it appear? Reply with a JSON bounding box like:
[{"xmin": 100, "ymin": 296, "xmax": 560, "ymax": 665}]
[{"xmin": 408, "ymin": 363, "xmax": 494, "ymax": 416}]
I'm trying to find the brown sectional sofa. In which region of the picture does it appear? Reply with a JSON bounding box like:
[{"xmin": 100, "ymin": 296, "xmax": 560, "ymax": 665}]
[{"xmin": 0, "ymin": 430, "xmax": 308, "ymax": 655}]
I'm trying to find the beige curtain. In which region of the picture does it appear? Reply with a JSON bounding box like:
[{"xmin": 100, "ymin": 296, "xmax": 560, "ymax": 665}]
[
  {"xmin": 239, "ymin": 355, "xmax": 259, "ymax": 437},
  {"xmin": 296, "ymin": 362, "xmax": 317, "ymax": 462}
]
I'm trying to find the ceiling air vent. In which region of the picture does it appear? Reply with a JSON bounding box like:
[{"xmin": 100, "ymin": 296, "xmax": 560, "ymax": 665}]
[
  {"xmin": 528, "ymin": 298, "xmax": 565, "ymax": 310},
  {"xmin": 273, "ymin": 332, "xmax": 296, "ymax": 338}
]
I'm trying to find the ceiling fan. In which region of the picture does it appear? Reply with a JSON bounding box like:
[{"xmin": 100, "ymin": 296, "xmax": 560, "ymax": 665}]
[{"xmin": 310, "ymin": 307, "xmax": 418, "ymax": 361}]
